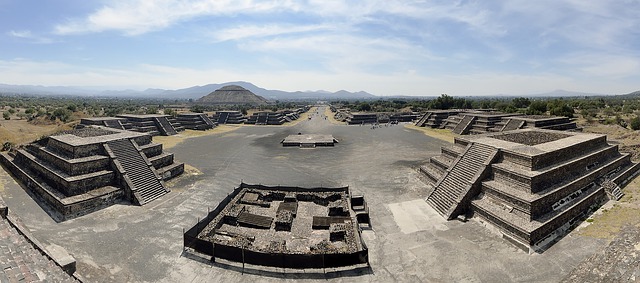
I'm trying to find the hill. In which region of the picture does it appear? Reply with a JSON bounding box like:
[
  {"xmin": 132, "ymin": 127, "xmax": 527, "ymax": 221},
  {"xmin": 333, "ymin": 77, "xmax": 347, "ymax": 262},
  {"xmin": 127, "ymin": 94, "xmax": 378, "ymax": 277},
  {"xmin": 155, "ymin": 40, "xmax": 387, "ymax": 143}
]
[
  {"xmin": 0, "ymin": 81, "xmax": 377, "ymax": 100},
  {"xmin": 196, "ymin": 85, "xmax": 269, "ymax": 105}
]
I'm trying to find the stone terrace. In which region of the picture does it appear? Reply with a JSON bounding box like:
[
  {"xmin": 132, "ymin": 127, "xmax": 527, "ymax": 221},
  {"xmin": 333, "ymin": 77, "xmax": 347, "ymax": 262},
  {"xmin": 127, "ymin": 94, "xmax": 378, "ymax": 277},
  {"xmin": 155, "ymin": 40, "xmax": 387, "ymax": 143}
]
[
  {"xmin": 415, "ymin": 110, "xmax": 578, "ymax": 134},
  {"xmin": 420, "ymin": 128, "xmax": 640, "ymax": 252},
  {"xmin": 0, "ymin": 127, "xmax": 184, "ymax": 221},
  {"xmin": 116, "ymin": 114, "xmax": 181, "ymax": 136}
]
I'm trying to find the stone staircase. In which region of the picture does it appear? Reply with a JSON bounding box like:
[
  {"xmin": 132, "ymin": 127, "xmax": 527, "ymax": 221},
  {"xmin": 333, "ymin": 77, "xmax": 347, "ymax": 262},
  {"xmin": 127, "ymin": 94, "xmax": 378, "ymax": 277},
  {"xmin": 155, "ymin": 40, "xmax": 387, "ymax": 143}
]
[
  {"xmin": 107, "ymin": 139, "xmax": 167, "ymax": 205},
  {"xmin": 452, "ymin": 115, "xmax": 476, "ymax": 135},
  {"xmin": 426, "ymin": 143, "xmax": 497, "ymax": 219},
  {"xmin": 103, "ymin": 119, "xmax": 124, "ymax": 130},
  {"xmin": 602, "ymin": 180, "xmax": 624, "ymax": 200},
  {"xmin": 154, "ymin": 117, "xmax": 177, "ymax": 135},
  {"xmin": 501, "ymin": 119, "xmax": 525, "ymax": 132},
  {"xmin": 415, "ymin": 112, "xmax": 432, "ymax": 127},
  {"xmin": 217, "ymin": 112, "xmax": 229, "ymax": 124},
  {"xmin": 199, "ymin": 114, "xmax": 216, "ymax": 127},
  {"xmin": 256, "ymin": 115, "xmax": 268, "ymax": 124}
]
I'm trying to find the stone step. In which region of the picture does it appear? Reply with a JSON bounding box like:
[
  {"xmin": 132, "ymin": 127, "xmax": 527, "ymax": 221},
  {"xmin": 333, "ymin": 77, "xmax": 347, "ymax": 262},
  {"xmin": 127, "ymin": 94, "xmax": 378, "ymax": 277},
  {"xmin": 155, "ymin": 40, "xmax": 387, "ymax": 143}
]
[
  {"xmin": 427, "ymin": 142, "xmax": 496, "ymax": 219},
  {"xmin": 108, "ymin": 139, "xmax": 166, "ymax": 205}
]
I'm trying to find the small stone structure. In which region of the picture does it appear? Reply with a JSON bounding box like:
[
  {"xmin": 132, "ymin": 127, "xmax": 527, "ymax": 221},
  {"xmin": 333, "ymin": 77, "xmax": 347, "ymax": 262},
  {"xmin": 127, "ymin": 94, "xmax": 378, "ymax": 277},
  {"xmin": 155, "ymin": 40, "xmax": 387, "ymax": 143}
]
[
  {"xmin": 418, "ymin": 129, "xmax": 640, "ymax": 252},
  {"xmin": 0, "ymin": 127, "xmax": 184, "ymax": 221},
  {"xmin": 116, "ymin": 114, "xmax": 182, "ymax": 136},
  {"xmin": 415, "ymin": 110, "xmax": 578, "ymax": 134},
  {"xmin": 82, "ymin": 114, "xmax": 184, "ymax": 136},
  {"xmin": 211, "ymin": 111, "xmax": 246, "ymax": 124},
  {"xmin": 176, "ymin": 113, "xmax": 216, "ymax": 130},
  {"xmin": 346, "ymin": 113, "xmax": 378, "ymax": 125},
  {"xmin": 415, "ymin": 110, "xmax": 461, "ymax": 128},
  {"xmin": 80, "ymin": 117, "xmax": 130, "ymax": 130},
  {"xmin": 245, "ymin": 112, "xmax": 287, "ymax": 125},
  {"xmin": 183, "ymin": 183, "xmax": 370, "ymax": 270},
  {"xmin": 281, "ymin": 134, "xmax": 338, "ymax": 148}
]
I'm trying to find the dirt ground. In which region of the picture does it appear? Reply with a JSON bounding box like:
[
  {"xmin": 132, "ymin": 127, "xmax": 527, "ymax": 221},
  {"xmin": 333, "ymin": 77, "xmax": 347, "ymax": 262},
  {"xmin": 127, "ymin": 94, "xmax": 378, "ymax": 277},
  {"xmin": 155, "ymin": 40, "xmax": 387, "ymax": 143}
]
[
  {"xmin": 0, "ymin": 118, "xmax": 74, "ymax": 146},
  {"xmin": 577, "ymin": 118, "xmax": 640, "ymax": 161},
  {"xmin": 403, "ymin": 124, "xmax": 456, "ymax": 143}
]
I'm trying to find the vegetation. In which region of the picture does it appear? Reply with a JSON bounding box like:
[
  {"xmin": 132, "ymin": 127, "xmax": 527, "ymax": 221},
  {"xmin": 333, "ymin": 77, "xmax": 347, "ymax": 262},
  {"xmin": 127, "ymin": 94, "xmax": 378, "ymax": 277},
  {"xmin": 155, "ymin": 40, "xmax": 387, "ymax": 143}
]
[{"xmin": 4, "ymin": 91, "xmax": 640, "ymax": 132}]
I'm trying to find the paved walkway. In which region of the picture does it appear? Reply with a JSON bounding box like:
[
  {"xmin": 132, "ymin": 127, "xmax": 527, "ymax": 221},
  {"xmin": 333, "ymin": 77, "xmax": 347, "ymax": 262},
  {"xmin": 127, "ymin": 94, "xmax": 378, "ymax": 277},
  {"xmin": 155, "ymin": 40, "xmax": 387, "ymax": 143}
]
[
  {"xmin": 0, "ymin": 200, "xmax": 76, "ymax": 282},
  {"xmin": 0, "ymin": 107, "xmax": 617, "ymax": 282}
]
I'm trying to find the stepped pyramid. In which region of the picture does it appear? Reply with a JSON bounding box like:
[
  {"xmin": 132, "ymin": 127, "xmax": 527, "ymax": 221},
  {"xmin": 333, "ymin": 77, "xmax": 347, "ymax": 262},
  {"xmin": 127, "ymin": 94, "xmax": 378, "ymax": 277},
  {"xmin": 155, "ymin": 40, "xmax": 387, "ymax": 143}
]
[
  {"xmin": 197, "ymin": 85, "xmax": 269, "ymax": 106},
  {"xmin": 0, "ymin": 127, "xmax": 184, "ymax": 221},
  {"xmin": 419, "ymin": 129, "xmax": 640, "ymax": 252}
]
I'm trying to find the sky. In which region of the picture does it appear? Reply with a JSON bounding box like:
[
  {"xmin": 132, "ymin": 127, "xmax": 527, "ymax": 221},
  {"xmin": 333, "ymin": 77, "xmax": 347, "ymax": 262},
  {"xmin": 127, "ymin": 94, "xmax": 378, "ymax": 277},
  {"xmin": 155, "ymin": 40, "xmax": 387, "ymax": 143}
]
[{"xmin": 1, "ymin": 0, "xmax": 639, "ymax": 96}]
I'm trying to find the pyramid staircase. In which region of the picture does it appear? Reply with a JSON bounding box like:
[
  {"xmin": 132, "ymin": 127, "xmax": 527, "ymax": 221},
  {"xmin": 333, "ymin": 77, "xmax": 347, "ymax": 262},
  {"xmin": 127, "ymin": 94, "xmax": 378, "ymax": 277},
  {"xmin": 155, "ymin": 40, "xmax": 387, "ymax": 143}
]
[
  {"xmin": 452, "ymin": 115, "xmax": 476, "ymax": 135},
  {"xmin": 217, "ymin": 112, "xmax": 229, "ymax": 124},
  {"xmin": 154, "ymin": 117, "xmax": 177, "ymax": 135},
  {"xmin": 501, "ymin": 119, "xmax": 525, "ymax": 132},
  {"xmin": 415, "ymin": 112, "xmax": 432, "ymax": 127},
  {"xmin": 103, "ymin": 120, "xmax": 124, "ymax": 130},
  {"xmin": 107, "ymin": 139, "xmax": 168, "ymax": 205},
  {"xmin": 199, "ymin": 114, "xmax": 216, "ymax": 127},
  {"xmin": 426, "ymin": 143, "xmax": 497, "ymax": 219}
]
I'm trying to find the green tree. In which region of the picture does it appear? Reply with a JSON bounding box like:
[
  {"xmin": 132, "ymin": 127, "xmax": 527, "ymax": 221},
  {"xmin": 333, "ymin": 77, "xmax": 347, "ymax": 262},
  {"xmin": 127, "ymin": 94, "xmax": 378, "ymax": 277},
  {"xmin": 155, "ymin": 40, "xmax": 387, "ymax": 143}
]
[
  {"xmin": 52, "ymin": 108, "xmax": 72, "ymax": 122},
  {"xmin": 526, "ymin": 101, "xmax": 547, "ymax": 115},
  {"xmin": 3, "ymin": 111, "xmax": 10, "ymax": 120},
  {"xmin": 630, "ymin": 116, "xmax": 640, "ymax": 130},
  {"xmin": 357, "ymin": 102, "xmax": 371, "ymax": 111},
  {"xmin": 512, "ymin": 97, "xmax": 531, "ymax": 108},
  {"xmin": 145, "ymin": 106, "xmax": 158, "ymax": 114},
  {"xmin": 548, "ymin": 100, "xmax": 574, "ymax": 118}
]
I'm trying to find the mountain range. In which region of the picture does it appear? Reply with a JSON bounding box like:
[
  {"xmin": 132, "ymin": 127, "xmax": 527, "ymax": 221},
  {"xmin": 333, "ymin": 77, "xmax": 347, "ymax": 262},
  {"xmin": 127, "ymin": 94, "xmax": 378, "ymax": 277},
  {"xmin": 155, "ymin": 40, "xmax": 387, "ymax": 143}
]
[
  {"xmin": 0, "ymin": 81, "xmax": 376, "ymax": 100},
  {"xmin": 0, "ymin": 82, "xmax": 635, "ymax": 100}
]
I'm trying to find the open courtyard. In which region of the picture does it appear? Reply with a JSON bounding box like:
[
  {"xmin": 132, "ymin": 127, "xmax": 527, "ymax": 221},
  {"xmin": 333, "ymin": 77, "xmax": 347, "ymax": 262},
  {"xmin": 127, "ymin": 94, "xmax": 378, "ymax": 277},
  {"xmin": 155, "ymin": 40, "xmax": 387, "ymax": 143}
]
[{"xmin": 0, "ymin": 106, "xmax": 619, "ymax": 282}]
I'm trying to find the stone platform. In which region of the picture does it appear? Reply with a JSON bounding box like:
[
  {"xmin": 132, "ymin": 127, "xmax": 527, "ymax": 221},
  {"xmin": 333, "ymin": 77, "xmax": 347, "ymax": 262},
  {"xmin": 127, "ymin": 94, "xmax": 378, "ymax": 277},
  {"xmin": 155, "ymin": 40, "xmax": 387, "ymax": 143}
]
[
  {"xmin": 420, "ymin": 128, "xmax": 640, "ymax": 252},
  {"xmin": 281, "ymin": 134, "xmax": 338, "ymax": 147},
  {"xmin": 0, "ymin": 127, "xmax": 184, "ymax": 221},
  {"xmin": 184, "ymin": 183, "xmax": 369, "ymax": 270}
]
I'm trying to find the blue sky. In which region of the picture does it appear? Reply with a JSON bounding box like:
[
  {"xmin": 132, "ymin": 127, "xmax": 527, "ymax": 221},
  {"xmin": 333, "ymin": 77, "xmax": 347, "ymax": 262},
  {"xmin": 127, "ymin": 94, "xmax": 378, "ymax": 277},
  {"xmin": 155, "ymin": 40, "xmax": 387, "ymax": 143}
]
[{"xmin": 1, "ymin": 0, "xmax": 639, "ymax": 96}]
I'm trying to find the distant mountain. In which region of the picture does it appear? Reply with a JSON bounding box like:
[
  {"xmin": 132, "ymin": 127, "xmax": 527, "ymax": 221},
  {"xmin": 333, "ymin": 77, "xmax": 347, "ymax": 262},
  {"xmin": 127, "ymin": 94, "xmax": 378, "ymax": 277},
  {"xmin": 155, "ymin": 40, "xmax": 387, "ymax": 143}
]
[
  {"xmin": 618, "ymin": 90, "xmax": 640, "ymax": 98},
  {"xmin": 197, "ymin": 85, "xmax": 269, "ymax": 106},
  {"xmin": 526, "ymin": 89, "xmax": 610, "ymax": 97},
  {"xmin": 0, "ymin": 81, "xmax": 376, "ymax": 100}
]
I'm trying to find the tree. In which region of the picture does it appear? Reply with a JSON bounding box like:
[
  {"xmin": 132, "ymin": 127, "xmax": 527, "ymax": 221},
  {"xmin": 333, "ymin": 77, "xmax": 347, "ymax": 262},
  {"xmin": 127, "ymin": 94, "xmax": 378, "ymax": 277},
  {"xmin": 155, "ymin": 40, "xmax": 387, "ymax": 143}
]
[
  {"xmin": 163, "ymin": 108, "xmax": 176, "ymax": 117},
  {"xmin": 630, "ymin": 116, "xmax": 640, "ymax": 130},
  {"xmin": 512, "ymin": 97, "xmax": 530, "ymax": 108},
  {"xmin": 52, "ymin": 108, "xmax": 72, "ymax": 122},
  {"xmin": 357, "ymin": 102, "xmax": 371, "ymax": 112},
  {"xmin": 3, "ymin": 111, "xmax": 10, "ymax": 120},
  {"xmin": 526, "ymin": 101, "xmax": 547, "ymax": 115},
  {"xmin": 548, "ymin": 100, "xmax": 574, "ymax": 118},
  {"xmin": 145, "ymin": 106, "xmax": 158, "ymax": 114}
]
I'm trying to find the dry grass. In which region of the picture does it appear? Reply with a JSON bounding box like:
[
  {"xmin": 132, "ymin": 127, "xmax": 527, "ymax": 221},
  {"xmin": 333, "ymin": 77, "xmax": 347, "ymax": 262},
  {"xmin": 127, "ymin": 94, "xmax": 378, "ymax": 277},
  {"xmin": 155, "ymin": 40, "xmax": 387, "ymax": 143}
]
[
  {"xmin": 323, "ymin": 106, "xmax": 345, "ymax": 125},
  {"xmin": 577, "ymin": 176, "xmax": 640, "ymax": 239},
  {"xmin": 404, "ymin": 124, "xmax": 456, "ymax": 143},
  {"xmin": 0, "ymin": 118, "xmax": 75, "ymax": 146}
]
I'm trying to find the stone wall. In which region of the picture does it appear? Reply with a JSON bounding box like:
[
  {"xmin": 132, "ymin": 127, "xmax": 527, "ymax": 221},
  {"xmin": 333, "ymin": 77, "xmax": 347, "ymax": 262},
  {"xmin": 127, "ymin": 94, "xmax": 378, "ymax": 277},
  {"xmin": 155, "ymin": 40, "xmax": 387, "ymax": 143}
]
[
  {"xmin": 531, "ymin": 136, "xmax": 607, "ymax": 170},
  {"xmin": 29, "ymin": 145, "xmax": 110, "ymax": 176}
]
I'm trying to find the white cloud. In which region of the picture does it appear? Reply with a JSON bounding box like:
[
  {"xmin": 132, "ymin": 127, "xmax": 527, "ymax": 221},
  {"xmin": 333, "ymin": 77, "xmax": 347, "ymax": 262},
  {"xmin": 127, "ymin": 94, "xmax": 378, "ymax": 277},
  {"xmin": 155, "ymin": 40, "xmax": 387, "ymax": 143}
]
[
  {"xmin": 7, "ymin": 30, "xmax": 54, "ymax": 44},
  {"xmin": 212, "ymin": 23, "xmax": 334, "ymax": 42},
  {"xmin": 54, "ymin": 0, "xmax": 302, "ymax": 35},
  {"xmin": 560, "ymin": 52, "xmax": 640, "ymax": 78}
]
